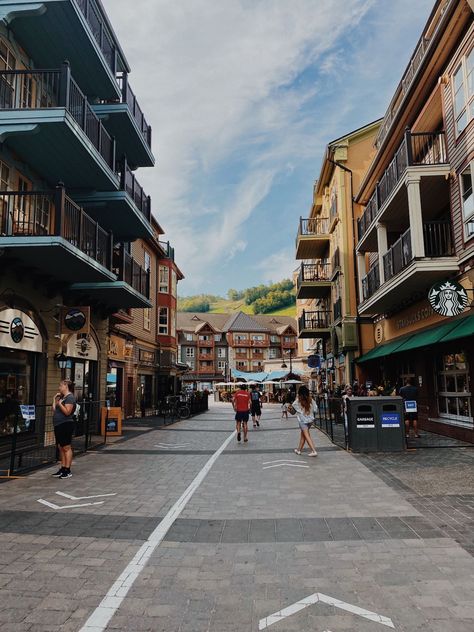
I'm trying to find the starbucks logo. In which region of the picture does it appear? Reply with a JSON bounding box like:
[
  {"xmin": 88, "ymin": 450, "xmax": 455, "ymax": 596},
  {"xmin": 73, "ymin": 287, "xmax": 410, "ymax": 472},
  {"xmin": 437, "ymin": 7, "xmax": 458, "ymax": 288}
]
[
  {"xmin": 10, "ymin": 317, "xmax": 24, "ymax": 343},
  {"xmin": 64, "ymin": 308, "xmax": 86, "ymax": 332},
  {"xmin": 428, "ymin": 281, "xmax": 468, "ymax": 317}
]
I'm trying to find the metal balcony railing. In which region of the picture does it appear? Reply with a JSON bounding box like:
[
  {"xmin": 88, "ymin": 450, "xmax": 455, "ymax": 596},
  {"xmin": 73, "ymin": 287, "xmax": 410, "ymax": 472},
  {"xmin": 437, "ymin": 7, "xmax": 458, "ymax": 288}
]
[
  {"xmin": 0, "ymin": 188, "xmax": 112, "ymax": 270},
  {"xmin": 0, "ymin": 66, "xmax": 115, "ymax": 169},
  {"xmin": 114, "ymin": 246, "xmax": 150, "ymax": 298},
  {"xmin": 423, "ymin": 219, "xmax": 454, "ymax": 257},
  {"xmin": 331, "ymin": 247, "xmax": 340, "ymax": 272},
  {"xmin": 76, "ymin": 0, "xmax": 119, "ymax": 73},
  {"xmin": 116, "ymin": 74, "xmax": 152, "ymax": 148},
  {"xmin": 298, "ymin": 262, "xmax": 331, "ymax": 286},
  {"xmin": 119, "ymin": 159, "xmax": 151, "ymax": 221},
  {"xmin": 159, "ymin": 240, "xmax": 175, "ymax": 261},
  {"xmin": 361, "ymin": 262, "xmax": 380, "ymax": 301},
  {"xmin": 297, "ymin": 217, "xmax": 330, "ymax": 239},
  {"xmin": 383, "ymin": 228, "xmax": 413, "ymax": 282},
  {"xmin": 298, "ymin": 310, "xmax": 331, "ymax": 332},
  {"xmin": 357, "ymin": 129, "xmax": 447, "ymax": 242},
  {"xmin": 334, "ymin": 297, "xmax": 342, "ymax": 322}
]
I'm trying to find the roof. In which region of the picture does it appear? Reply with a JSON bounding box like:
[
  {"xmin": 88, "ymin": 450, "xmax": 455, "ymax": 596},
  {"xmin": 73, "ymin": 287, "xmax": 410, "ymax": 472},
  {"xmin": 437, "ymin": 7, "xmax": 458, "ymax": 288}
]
[{"xmin": 177, "ymin": 311, "xmax": 297, "ymax": 334}]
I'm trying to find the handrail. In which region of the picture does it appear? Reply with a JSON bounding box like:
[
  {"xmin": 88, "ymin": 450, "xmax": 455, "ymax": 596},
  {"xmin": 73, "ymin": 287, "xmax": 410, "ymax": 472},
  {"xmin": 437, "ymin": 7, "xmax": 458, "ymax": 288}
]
[
  {"xmin": 114, "ymin": 245, "xmax": 150, "ymax": 298},
  {"xmin": 298, "ymin": 217, "xmax": 330, "ymax": 237},
  {"xmin": 0, "ymin": 188, "xmax": 112, "ymax": 270},
  {"xmin": 116, "ymin": 74, "xmax": 152, "ymax": 148},
  {"xmin": 76, "ymin": 0, "xmax": 119, "ymax": 74},
  {"xmin": 119, "ymin": 159, "xmax": 151, "ymax": 221},
  {"xmin": 0, "ymin": 66, "xmax": 115, "ymax": 170},
  {"xmin": 298, "ymin": 262, "xmax": 331, "ymax": 284},
  {"xmin": 298, "ymin": 310, "xmax": 331, "ymax": 331}
]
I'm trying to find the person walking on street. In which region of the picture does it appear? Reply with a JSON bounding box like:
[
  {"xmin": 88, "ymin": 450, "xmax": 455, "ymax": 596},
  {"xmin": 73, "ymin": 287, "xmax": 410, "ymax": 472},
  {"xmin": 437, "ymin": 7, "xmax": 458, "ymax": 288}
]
[
  {"xmin": 51, "ymin": 380, "xmax": 76, "ymax": 479},
  {"xmin": 250, "ymin": 384, "xmax": 262, "ymax": 428},
  {"xmin": 232, "ymin": 383, "xmax": 251, "ymax": 443},
  {"xmin": 399, "ymin": 377, "xmax": 420, "ymax": 438},
  {"xmin": 290, "ymin": 385, "xmax": 318, "ymax": 457}
]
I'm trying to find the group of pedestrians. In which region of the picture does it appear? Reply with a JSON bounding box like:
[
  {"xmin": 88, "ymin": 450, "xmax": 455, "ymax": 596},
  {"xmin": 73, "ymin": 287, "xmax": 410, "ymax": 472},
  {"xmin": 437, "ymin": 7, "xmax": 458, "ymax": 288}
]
[{"xmin": 232, "ymin": 383, "xmax": 318, "ymax": 456}]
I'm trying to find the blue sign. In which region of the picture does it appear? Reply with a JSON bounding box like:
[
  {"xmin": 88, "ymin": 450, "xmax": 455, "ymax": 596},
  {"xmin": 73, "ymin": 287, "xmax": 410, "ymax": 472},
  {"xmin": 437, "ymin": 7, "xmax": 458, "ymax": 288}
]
[
  {"xmin": 404, "ymin": 400, "xmax": 417, "ymax": 413},
  {"xmin": 381, "ymin": 412, "xmax": 400, "ymax": 428}
]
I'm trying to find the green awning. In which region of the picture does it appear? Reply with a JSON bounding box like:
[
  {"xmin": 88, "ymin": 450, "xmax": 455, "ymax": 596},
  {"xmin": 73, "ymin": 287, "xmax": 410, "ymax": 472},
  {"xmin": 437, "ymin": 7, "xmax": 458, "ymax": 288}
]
[
  {"xmin": 438, "ymin": 314, "xmax": 474, "ymax": 344},
  {"xmin": 393, "ymin": 319, "xmax": 459, "ymax": 353},
  {"xmin": 357, "ymin": 334, "xmax": 413, "ymax": 363}
]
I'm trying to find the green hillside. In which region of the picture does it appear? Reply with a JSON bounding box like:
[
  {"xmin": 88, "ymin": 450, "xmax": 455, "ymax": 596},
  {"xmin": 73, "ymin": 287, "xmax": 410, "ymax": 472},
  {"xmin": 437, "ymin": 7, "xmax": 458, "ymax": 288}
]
[{"xmin": 178, "ymin": 279, "xmax": 296, "ymax": 316}]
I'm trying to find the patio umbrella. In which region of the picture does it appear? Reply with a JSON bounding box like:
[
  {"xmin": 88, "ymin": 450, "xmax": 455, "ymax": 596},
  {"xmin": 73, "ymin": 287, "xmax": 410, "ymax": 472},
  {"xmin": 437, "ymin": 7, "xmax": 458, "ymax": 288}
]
[{"xmin": 283, "ymin": 379, "xmax": 302, "ymax": 384}]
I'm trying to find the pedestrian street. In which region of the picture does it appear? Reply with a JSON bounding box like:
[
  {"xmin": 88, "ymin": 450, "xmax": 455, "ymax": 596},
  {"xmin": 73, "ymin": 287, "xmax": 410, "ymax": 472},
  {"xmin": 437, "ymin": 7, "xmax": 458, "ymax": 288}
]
[{"xmin": 1, "ymin": 401, "xmax": 474, "ymax": 631}]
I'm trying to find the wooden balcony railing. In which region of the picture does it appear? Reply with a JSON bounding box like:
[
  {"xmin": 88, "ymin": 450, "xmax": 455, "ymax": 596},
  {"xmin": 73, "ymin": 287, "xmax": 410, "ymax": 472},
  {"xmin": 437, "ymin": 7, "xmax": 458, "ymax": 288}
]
[
  {"xmin": 114, "ymin": 245, "xmax": 150, "ymax": 298},
  {"xmin": 298, "ymin": 261, "xmax": 331, "ymax": 286},
  {"xmin": 116, "ymin": 74, "xmax": 152, "ymax": 148},
  {"xmin": 0, "ymin": 188, "xmax": 112, "ymax": 270},
  {"xmin": 357, "ymin": 129, "xmax": 447, "ymax": 242},
  {"xmin": 0, "ymin": 65, "xmax": 115, "ymax": 169},
  {"xmin": 119, "ymin": 159, "xmax": 151, "ymax": 222},
  {"xmin": 298, "ymin": 310, "xmax": 331, "ymax": 332}
]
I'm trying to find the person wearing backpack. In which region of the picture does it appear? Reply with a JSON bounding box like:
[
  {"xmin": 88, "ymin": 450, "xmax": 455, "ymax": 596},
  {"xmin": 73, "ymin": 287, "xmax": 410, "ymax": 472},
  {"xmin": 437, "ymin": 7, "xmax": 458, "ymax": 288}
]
[
  {"xmin": 51, "ymin": 380, "xmax": 76, "ymax": 479},
  {"xmin": 250, "ymin": 384, "xmax": 263, "ymax": 428}
]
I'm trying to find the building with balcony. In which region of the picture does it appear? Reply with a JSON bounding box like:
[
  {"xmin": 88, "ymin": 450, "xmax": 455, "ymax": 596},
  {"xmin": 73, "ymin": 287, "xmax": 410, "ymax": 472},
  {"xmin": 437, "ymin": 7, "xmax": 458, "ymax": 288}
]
[
  {"xmin": 356, "ymin": 0, "xmax": 474, "ymax": 442},
  {"xmin": 177, "ymin": 312, "xmax": 297, "ymax": 390},
  {"xmin": 295, "ymin": 120, "xmax": 380, "ymax": 390},
  {"xmin": 0, "ymin": 1, "xmax": 158, "ymax": 439}
]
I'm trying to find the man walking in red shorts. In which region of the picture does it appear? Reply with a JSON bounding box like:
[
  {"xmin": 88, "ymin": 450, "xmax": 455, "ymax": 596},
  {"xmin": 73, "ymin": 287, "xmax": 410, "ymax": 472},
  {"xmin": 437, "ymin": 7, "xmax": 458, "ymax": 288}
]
[{"xmin": 232, "ymin": 383, "xmax": 251, "ymax": 443}]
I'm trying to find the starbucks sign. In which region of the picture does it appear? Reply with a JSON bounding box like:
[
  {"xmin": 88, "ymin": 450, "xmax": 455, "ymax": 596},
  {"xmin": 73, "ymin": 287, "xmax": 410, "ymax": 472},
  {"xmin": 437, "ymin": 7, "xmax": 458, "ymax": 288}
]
[{"xmin": 428, "ymin": 280, "xmax": 468, "ymax": 317}]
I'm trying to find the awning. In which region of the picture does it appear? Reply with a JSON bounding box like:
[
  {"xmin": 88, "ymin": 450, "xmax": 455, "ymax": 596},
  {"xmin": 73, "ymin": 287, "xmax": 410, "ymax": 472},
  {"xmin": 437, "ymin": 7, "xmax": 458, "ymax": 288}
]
[
  {"xmin": 357, "ymin": 315, "xmax": 474, "ymax": 363},
  {"xmin": 438, "ymin": 314, "xmax": 474, "ymax": 344}
]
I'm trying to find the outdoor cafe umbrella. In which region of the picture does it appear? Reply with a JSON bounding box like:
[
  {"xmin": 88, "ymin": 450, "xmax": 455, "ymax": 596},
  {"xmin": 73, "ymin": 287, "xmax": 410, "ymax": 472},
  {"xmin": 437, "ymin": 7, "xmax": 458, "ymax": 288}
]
[{"xmin": 282, "ymin": 379, "xmax": 303, "ymax": 384}]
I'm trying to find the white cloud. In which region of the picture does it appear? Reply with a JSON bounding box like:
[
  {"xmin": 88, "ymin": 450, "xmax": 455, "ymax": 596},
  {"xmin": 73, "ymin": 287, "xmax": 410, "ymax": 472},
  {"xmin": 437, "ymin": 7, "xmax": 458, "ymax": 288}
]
[{"xmin": 257, "ymin": 248, "xmax": 298, "ymax": 286}]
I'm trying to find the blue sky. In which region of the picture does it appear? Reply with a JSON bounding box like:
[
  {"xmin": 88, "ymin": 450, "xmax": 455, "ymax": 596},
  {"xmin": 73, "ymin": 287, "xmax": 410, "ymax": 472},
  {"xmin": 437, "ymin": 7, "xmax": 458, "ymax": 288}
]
[{"xmin": 104, "ymin": 0, "xmax": 434, "ymax": 296}]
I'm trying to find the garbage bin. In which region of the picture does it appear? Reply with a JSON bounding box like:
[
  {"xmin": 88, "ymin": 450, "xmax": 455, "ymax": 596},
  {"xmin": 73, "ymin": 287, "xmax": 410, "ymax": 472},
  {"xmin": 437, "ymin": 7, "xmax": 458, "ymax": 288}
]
[{"xmin": 347, "ymin": 397, "xmax": 405, "ymax": 452}]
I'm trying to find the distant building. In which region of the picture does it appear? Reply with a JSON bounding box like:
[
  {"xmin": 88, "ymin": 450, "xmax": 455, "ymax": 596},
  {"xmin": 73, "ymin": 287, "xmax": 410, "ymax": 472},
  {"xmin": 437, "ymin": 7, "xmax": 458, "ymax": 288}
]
[{"xmin": 177, "ymin": 312, "xmax": 298, "ymax": 390}]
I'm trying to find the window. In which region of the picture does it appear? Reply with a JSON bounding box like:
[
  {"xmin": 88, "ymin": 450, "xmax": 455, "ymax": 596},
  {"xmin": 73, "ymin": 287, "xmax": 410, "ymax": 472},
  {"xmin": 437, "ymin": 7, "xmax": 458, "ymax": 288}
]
[
  {"xmin": 170, "ymin": 308, "xmax": 176, "ymax": 338},
  {"xmin": 217, "ymin": 347, "xmax": 226, "ymax": 358},
  {"xmin": 437, "ymin": 351, "xmax": 472, "ymax": 426},
  {"xmin": 187, "ymin": 358, "xmax": 195, "ymax": 370},
  {"xmin": 461, "ymin": 166, "xmax": 474, "ymax": 239},
  {"xmin": 235, "ymin": 334, "xmax": 248, "ymax": 342},
  {"xmin": 284, "ymin": 336, "xmax": 295, "ymax": 343},
  {"xmin": 452, "ymin": 49, "xmax": 474, "ymax": 135},
  {"xmin": 217, "ymin": 360, "xmax": 226, "ymax": 371},
  {"xmin": 143, "ymin": 308, "xmax": 151, "ymax": 331},
  {"xmin": 158, "ymin": 307, "xmax": 168, "ymax": 334},
  {"xmin": 144, "ymin": 250, "xmax": 151, "ymax": 274},
  {"xmin": 214, "ymin": 334, "xmax": 221, "ymax": 342},
  {"xmin": 269, "ymin": 348, "xmax": 279, "ymax": 359},
  {"xmin": 185, "ymin": 347, "xmax": 195, "ymax": 358},
  {"xmin": 236, "ymin": 347, "xmax": 247, "ymax": 355},
  {"xmin": 252, "ymin": 335, "xmax": 264, "ymax": 342},
  {"xmin": 159, "ymin": 266, "xmax": 169, "ymax": 293},
  {"xmin": 0, "ymin": 41, "xmax": 16, "ymax": 109},
  {"xmin": 236, "ymin": 361, "xmax": 247, "ymax": 369},
  {"xmin": 270, "ymin": 335, "xmax": 279, "ymax": 343},
  {"xmin": 185, "ymin": 333, "xmax": 194, "ymax": 341},
  {"xmin": 252, "ymin": 348, "xmax": 263, "ymax": 355},
  {"xmin": 199, "ymin": 334, "xmax": 211, "ymax": 341},
  {"xmin": 171, "ymin": 269, "xmax": 177, "ymax": 297}
]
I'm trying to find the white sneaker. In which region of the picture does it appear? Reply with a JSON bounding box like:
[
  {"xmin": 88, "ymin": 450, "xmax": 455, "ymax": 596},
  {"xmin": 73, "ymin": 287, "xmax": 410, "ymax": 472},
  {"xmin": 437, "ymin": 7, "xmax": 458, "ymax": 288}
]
[
  {"xmin": 308, "ymin": 451, "xmax": 318, "ymax": 457},
  {"xmin": 294, "ymin": 449, "xmax": 301, "ymax": 455}
]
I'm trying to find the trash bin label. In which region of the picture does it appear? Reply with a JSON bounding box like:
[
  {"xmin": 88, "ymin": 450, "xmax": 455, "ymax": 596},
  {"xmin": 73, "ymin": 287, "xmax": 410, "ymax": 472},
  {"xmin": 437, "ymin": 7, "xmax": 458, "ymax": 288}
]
[
  {"xmin": 381, "ymin": 412, "xmax": 401, "ymax": 428},
  {"xmin": 404, "ymin": 400, "xmax": 417, "ymax": 413},
  {"xmin": 356, "ymin": 413, "xmax": 375, "ymax": 428}
]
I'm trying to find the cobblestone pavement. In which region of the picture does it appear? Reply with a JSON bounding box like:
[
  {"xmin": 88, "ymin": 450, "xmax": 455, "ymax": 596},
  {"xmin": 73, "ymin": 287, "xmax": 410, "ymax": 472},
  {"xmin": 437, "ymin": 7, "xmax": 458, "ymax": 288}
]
[{"xmin": 1, "ymin": 402, "xmax": 474, "ymax": 631}]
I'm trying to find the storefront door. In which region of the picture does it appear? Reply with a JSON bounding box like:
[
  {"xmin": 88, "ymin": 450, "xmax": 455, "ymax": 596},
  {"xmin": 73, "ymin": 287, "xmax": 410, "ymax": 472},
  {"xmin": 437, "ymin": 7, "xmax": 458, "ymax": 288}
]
[{"xmin": 0, "ymin": 349, "xmax": 37, "ymax": 435}]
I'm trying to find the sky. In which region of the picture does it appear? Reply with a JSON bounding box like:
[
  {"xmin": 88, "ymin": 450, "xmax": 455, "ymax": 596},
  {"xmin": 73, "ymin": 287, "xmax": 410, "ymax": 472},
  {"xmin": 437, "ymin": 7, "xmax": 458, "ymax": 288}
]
[{"xmin": 103, "ymin": 0, "xmax": 434, "ymax": 296}]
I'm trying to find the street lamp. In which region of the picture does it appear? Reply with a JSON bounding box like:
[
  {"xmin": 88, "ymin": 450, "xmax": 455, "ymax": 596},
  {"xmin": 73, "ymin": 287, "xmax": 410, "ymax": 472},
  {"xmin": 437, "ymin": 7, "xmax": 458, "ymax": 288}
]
[
  {"xmin": 281, "ymin": 349, "xmax": 293, "ymax": 373},
  {"xmin": 55, "ymin": 352, "xmax": 68, "ymax": 370}
]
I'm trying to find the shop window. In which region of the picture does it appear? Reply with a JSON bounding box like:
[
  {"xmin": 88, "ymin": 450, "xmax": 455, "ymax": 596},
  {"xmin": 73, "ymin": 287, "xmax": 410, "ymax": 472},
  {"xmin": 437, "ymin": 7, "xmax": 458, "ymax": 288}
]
[
  {"xmin": 0, "ymin": 349, "xmax": 35, "ymax": 435},
  {"xmin": 461, "ymin": 166, "xmax": 474, "ymax": 240},
  {"xmin": 453, "ymin": 49, "xmax": 474, "ymax": 135},
  {"xmin": 436, "ymin": 351, "xmax": 472, "ymax": 424},
  {"xmin": 158, "ymin": 307, "xmax": 168, "ymax": 334}
]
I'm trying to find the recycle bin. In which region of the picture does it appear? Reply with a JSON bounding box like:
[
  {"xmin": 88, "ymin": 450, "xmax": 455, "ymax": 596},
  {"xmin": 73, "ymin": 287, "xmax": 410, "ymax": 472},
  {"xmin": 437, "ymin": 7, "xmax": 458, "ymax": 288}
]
[{"xmin": 347, "ymin": 397, "xmax": 405, "ymax": 452}]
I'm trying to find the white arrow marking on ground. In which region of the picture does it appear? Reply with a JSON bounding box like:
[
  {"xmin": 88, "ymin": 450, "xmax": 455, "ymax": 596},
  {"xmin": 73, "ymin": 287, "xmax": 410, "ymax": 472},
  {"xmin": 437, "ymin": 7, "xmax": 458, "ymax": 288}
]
[
  {"xmin": 258, "ymin": 592, "xmax": 395, "ymax": 630},
  {"xmin": 154, "ymin": 443, "xmax": 190, "ymax": 449},
  {"xmin": 55, "ymin": 491, "xmax": 117, "ymax": 501},
  {"xmin": 262, "ymin": 459, "xmax": 304, "ymax": 465},
  {"xmin": 37, "ymin": 499, "xmax": 105, "ymax": 510}
]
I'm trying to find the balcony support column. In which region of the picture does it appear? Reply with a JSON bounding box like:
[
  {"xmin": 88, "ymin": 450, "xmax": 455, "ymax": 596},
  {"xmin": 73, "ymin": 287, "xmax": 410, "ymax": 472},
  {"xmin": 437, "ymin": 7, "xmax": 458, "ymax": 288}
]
[
  {"xmin": 376, "ymin": 223, "xmax": 388, "ymax": 284},
  {"xmin": 406, "ymin": 176, "xmax": 425, "ymax": 258},
  {"xmin": 356, "ymin": 253, "xmax": 366, "ymax": 302}
]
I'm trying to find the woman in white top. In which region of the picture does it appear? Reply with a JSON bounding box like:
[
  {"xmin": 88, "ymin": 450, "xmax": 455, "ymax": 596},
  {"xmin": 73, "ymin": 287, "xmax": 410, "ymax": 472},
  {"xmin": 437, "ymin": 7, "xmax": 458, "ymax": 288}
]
[{"xmin": 290, "ymin": 385, "xmax": 318, "ymax": 457}]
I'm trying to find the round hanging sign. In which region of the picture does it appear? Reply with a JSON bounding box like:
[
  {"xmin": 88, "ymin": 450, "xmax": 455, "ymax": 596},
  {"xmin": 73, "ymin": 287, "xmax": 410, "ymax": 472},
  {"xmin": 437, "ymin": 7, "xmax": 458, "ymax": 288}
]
[
  {"xmin": 428, "ymin": 280, "xmax": 468, "ymax": 317},
  {"xmin": 63, "ymin": 308, "xmax": 87, "ymax": 332}
]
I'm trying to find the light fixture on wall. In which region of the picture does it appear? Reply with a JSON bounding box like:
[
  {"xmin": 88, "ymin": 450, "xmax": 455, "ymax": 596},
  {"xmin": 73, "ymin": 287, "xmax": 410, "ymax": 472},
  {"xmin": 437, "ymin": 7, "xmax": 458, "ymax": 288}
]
[{"xmin": 55, "ymin": 352, "xmax": 68, "ymax": 370}]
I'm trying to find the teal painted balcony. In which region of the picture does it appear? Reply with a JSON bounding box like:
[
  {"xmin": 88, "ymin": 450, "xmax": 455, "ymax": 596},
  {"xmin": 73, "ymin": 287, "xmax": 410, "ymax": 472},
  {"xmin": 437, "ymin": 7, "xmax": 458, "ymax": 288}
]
[
  {"xmin": 0, "ymin": 189, "xmax": 151, "ymax": 308},
  {"xmin": 0, "ymin": 65, "xmax": 118, "ymax": 189},
  {"xmin": 93, "ymin": 75, "xmax": 154, "ymax": 168},
  {"xmin": 73, "ymin": 159, "xmax": 152, "ymax": 241},
  {"xmin": 0, "ymin": 0, "xmax": 128, "ymax": 100},
  {"xmin": 70, "ymin": 245, "xmax": 151, "ymax": 310},
  {"xmin": 0, "ymin": 188, "xmax": 114, "ymax": 283}
]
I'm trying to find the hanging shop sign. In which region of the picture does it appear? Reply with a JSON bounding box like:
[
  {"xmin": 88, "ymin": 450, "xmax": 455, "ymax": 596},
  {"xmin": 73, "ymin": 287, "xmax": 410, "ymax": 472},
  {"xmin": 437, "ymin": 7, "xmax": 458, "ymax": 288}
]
[
  {"xmin": 428, "ymin": 281, "xmax": 468, "ymax": 317},
  {"xmin": 307, "ymin": 354, "xmax": 320, "ymax": 369},
  {"xmin": 60, "ymin": 306, "xmax": 90, "ymax": 335},
  {"xmin": 107, "ymin": 335, "xmax": 126, "ymax": 361},
  {"xmin": 66, "ymin": 334, "xmax": 98, "ymax": 361},
  {"xmin": 0, "ymin": 308, "xmax": 43, "ymax": 352}
]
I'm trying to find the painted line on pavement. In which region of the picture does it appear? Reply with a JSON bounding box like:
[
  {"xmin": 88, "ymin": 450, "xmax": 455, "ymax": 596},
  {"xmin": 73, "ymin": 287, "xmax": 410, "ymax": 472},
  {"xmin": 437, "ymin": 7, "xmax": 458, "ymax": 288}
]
[
  {"xmin": 262, "ymin": 459, "xmax": 304, "ymax": 465},
  {"xmin": 56, "ymin": 491, "xmax": 117, "ymax": 501},
  {"xmin": 79, "ymin": 428, "xmax": 236, "ymax": 632},
  {"xmin": 258, "ymin": 591, "xmax": 395, "ymax": 629},
  {"xmin": 37, "ymin": 499, "xmax": 104, "ymax": 510},
  {"xmin": 262, "ymin": 463, "xmax": 309, "ymax": 470}
]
